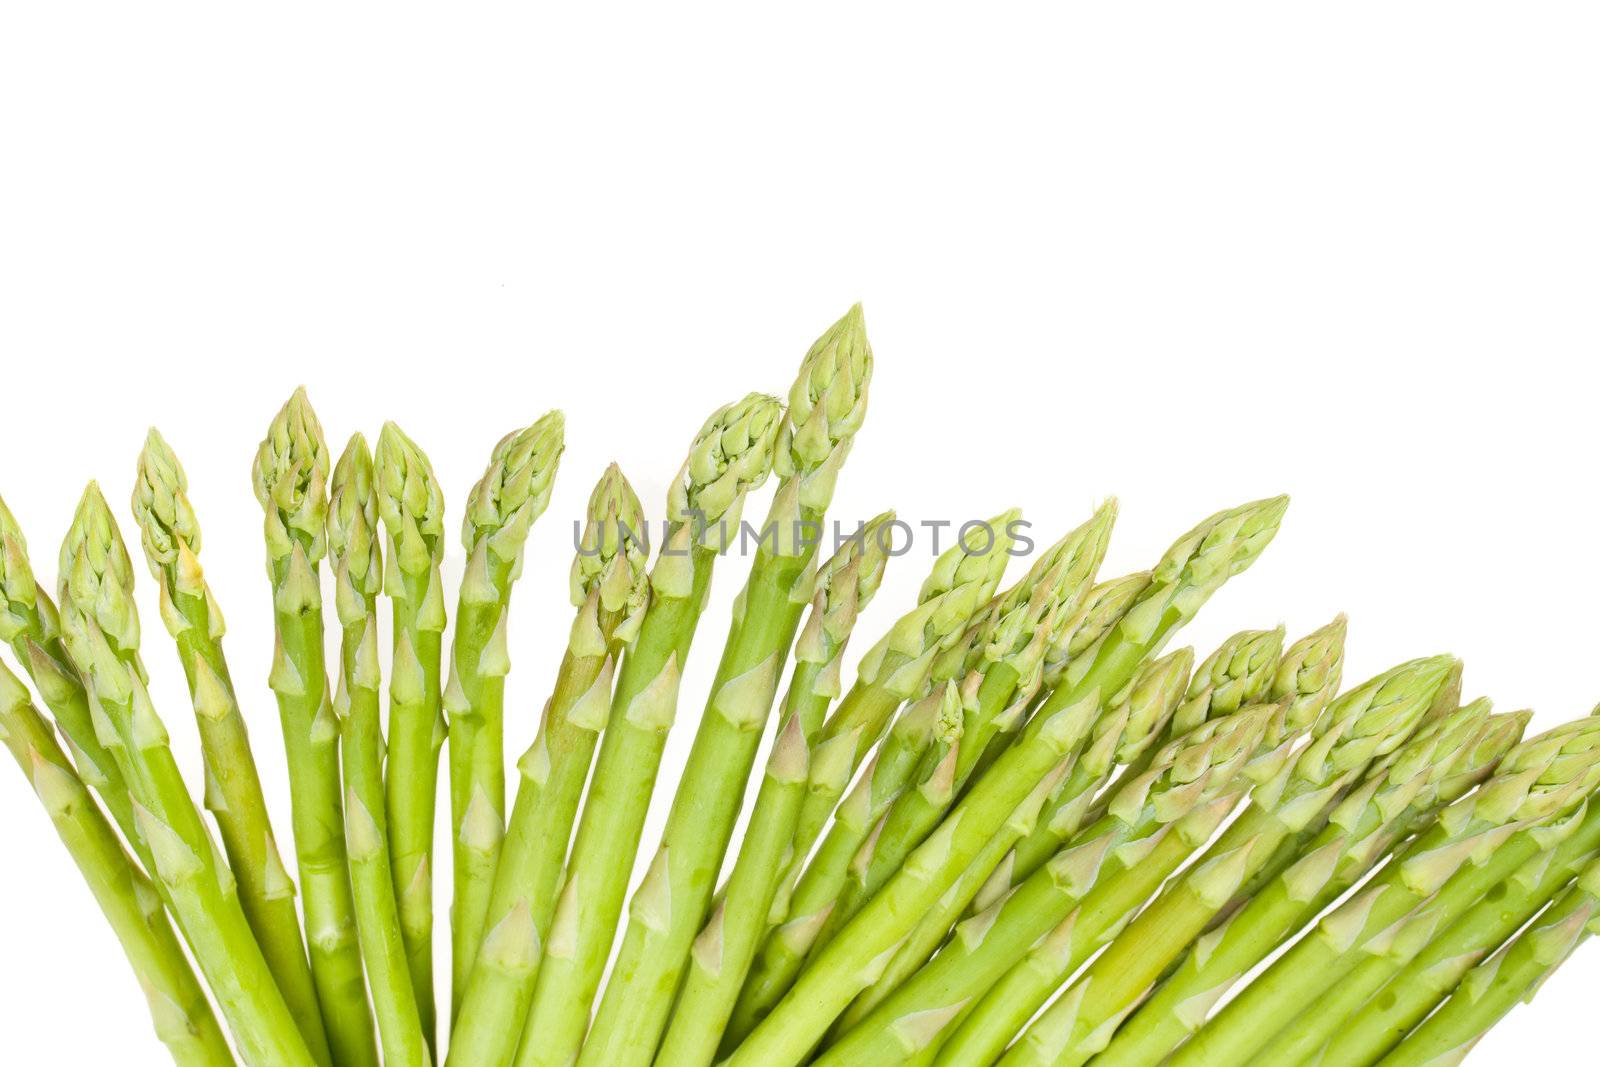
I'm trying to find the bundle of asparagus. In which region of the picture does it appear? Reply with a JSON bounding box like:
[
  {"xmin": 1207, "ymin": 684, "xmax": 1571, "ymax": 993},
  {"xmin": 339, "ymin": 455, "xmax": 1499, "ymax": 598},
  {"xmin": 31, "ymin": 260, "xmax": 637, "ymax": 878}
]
[{"xmin": 0, "ymin": 305, "xmax": 1591, "ymax": 1067}]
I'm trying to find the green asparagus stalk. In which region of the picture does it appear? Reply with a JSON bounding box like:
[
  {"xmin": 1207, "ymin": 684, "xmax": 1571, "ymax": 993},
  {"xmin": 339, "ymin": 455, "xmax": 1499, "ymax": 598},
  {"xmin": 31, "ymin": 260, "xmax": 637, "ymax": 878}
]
[
  {"xmin": 446, "ymin": 412, "xmax": 565, "ymax": 1014},
  {"xmin": 445, "ymin": 464, "xmax": 648, "ymax": 1067},
  {"xmin": 134, "ymin": 428, "xmax": 340, "ymax": 1062},
  {"xmin": 58, "ymin": 484, "xmax": 320, "ymax": 1067},
  {"xmin": 514, "ymin": 393, "xmax": 784, "ymax": 1067},
  {"xmin": 1007, "ymin": 624, "xmax": 1289, "ymax": 898},
  {"xmin": 0, "ymin": 494, "xmax": 149, "ymax": 863},
  {"xmin": 582, "ymin": 308, "xmax": 873, "ymax": 1067},
  {"xmin": 729, "ymin": 677, "xmax": 960, "ymax": 1049},
  {"xmin": 327, "ymin": 436, "xmax": 429, "ymax": 1067},
  {"xmin": 1314, "ymin": 743, "xmax": 1600, "ymax": 1067},
  {"xmin": 133, "ymin": 429, "xmax": 336, "ymax": 1061},
  {"xmin": 1248, "ymin": 732, "xmax": 1598, "ymax": 1066},
  {"xmin": 714, "ymin": 508, "xmax": 1023, "ymax": 1047},
  {"xmin": 818, "ymin": 705, "xmax": 1278, "ymax": 1067},
  {"xmin": 373, "ymin": 421, "xmax": 449, "ymax": 1050},
  {"xmin": 655, "ymin": 512, "xmax": 895, "ymax": 1067},
  {"xmin": 0, "ymin": 657, "xmax": 235, "ymax": 1066},
  {"xmin": 1008, "ymin": 655, "xmax": 1457, "ymax": 1067},
  {"xmin": 729, "ymin": 496, "xmax": 1290, "ymax": 1067},
  {"xmin": 812, "ymin": 509, "xmax": 1118, "ymax": 954},
  {"xmin": 1090, "ymin": 705, "xmax": 1528, "ymax": 1067},
  {"xmin": 1171, "ymin": 714, "xmax": 1600, "ymax": 1066},
  {"xmin": 249, "ymin": 396, "xmax": 383, "ymax": 1067},
  {"xmin": 830, "ymin": 645, "xmax": 1197, "ymax": 1041},
  {"xmin": 1377, "ymin": 854, "xmax": 1600, "ymax": 1067},
  {"xmin": 1036, "ymin": 572, "xmax": 1153, "ymax": 696}
]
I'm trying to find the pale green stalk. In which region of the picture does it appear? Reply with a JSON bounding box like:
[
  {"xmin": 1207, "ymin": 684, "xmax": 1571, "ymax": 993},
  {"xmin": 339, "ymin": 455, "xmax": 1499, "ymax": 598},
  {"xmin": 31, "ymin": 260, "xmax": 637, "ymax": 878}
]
[
  {"xmin": 1172, "ymin": 714, "xmax": 1600, "ymax": 1066},
  {"xmin": 515, "ymin": 394, "xmax": 784, "ymax": 1067},
  {"xmin": 812, "ymin": 508, "xmax": 1118, "ymax": 955},
  {"xmin": 0, "ymin": 657, "xmax": 235, "ymax": 1066},
  {"xmin": 1007, "ymin": 622, "xmax": 1287, "ymax": 901},
  {"xmin": 248, "ymin": 395, "xmax": 379, "ymax": 1067},
  {"xmin": 444, "ymin": 464, "xmax": 648, "ymax": 1067},
  {"xmin": 374, "ymin": 422, "xmax": 449, "ymax": 1051},
  {"xmin": 1314, "ymin": 738, "xmax": 1599, "ymax": 1067},
  {"xmin": 1008, "ymin": 655, "xmax": 1464, "ymax": 1067},
  {"xmin": 446, "ymin": 412, "xmax": 564, "ymax": 1014},
  {"xmin": 727, "ymin": 677, "xmax": 957, "ymax": 1050},
  {"xmin": 817, "ymin": 706, "xmax": 1279, "ymax": 1067},
  {"xmin": 726, "ymin": 510, "xmax": 1022, "ymax": 1045},
  {"xmin": 0, "ymin": 494, "xmax": 148, "ymax": 864},
  {"xmin": 1090, "ymin": 707, "xmax": 1527, "ymax": 1067},
  {"xmin": 328, "ymin": 436, "xmax": 429, "ymax": 1067},
  {"xmin": 830, "ymin": 646, "xmax": 1195, "ymax": 1038},
  {"xmin": 729, "ymin": 496, "xmax": 1291, "ymax": 1067},
  {"xmin": 1377, "ymin": 854, "xmax": 1600, "ymax": 1067},
  {"xmin": 583, "ymin": 308, "xmax": 873, "ymax": 1067},
  {"xmin": 656, "ymin": 512, "xmax": 895, "ymax": 1067},
  {"xmin": 58, "ymin": 485, "xmax": 319, "ymax": 1067},
  {"xmin": 133, "ymin": 429, "xmax": 334, "ymax": 1062}
]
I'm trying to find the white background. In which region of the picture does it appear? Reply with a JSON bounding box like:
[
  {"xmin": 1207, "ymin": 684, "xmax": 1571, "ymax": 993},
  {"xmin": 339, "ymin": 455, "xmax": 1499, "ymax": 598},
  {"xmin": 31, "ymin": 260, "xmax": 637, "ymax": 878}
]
[{"xmin": 3, "ymin": 4, "xmax": 1597, "ymax": 1063}]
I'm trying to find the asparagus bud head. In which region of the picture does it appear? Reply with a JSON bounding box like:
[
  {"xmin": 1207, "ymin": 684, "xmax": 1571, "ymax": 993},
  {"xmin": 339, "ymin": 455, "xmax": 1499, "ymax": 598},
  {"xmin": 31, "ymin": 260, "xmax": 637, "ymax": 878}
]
[
  {"xmin": 252, "ymin": 387, "xmax": 332, "ymax": 571},
  {"xmin": 570, "ymin": 463, "xmax": 650, "ymax": 647},
  {"xmin": 329, "ymin": 435, "xmax": 383, "ymax": 623},
  {"xmin": 59, "ymin": 483, "xmax": 141, "ymax": 659},
  {"xmin": 1172, "ymin": 626, "xmax": 1285, "ymax": 736},
  {"xmin": 0, "ymin": 494, "xmax": 38, "ymax": 640},
  {"xmin": 772, "ymin": 303, "xmax": 873, "ymax": 515},
  {"xmin": 464, "ymin": 410, "xmax": 566, "ymax": 568},
  {"xmin": 375, "ymin": 421, "xmax": 447, "ymax": 578},
  {"xmin": 1270, "ymin": 614, "xmax": 1348, "ymax": 734}
]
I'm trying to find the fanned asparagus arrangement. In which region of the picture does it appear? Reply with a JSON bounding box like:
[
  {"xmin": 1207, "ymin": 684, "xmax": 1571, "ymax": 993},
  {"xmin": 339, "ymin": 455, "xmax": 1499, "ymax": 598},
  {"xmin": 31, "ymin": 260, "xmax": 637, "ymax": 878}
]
[{"xmin": 0, "ymin": 305, "xmax": 1592, "ymax": 1067}]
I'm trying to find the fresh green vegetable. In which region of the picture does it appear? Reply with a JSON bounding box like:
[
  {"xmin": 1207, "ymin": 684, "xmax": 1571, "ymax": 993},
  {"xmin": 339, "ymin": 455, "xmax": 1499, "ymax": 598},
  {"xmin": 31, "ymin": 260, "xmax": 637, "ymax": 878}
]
[
  {"xmin": 58, "ymin": 485, "xmax": 322, "ymax": 1067},
  {"xmin": 246, "ymin": 395, "xmax": 378, "ymax": 1067},
  {"xmin": 0, "ymin": 656, "xmax": 235, "ymax": 1067},
  {"xmin": 328, "ymin": 435, "xmax": 430, "ymax": 1067},
  {"xmin": 445, "ymin": 463, "xmax": 648, "ymax": 1067},
  {"xmin": 445, "ymin": 412, "xmax": 564, "ymax": 1015},
  {"xmin": 374, "ymin": 421, "xmax": 450, "ymax": 1052},
  {"xmin": 515, "ymin": 393, "xmax": 784, "ymax": 1067},
  {"xmin": 656, "ymin": 511, "xmax": 895, "ymax": 1067}
]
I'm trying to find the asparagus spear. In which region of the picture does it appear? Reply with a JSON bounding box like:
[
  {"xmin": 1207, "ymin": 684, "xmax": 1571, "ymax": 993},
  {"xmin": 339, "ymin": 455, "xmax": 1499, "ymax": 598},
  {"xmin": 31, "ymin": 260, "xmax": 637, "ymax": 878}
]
[
  {"xmin": 373, "ymin": 421, "xmax": 450, "ymax": 1050},
  {"xmin": 1090, "ymin": 706, "xmax": 1528, "ymax": 1067},
  {"xmin": 1171, "ymin": 714, "xmax": 1600, "ymax": 1066},
  {"xmin": 1250, "ymin": 735, "xmax": 1600, "ymax": 1065},
  {"xmin": 1006, "ymin": 624, "xmax": 1290, "ymax": 898},
  {"xmin": 1314, "ymin": 747, "xmax": 1600, "ymax": 1067},
  {"xmin": 446, "ymin": 412, "xmax": 564, "ymax": 1014},
  {"xmin": 327, "ymin": 436, "xmax": 430, "ymax": 1067},
  {"xmin": 515, "ymin": 393, "xmax": 784, "ymax": 1067},
  {"xmin": 812, "ymin": 509, "xmax": 1118, "ymax": 953},
  {"xmin": 0, "ymin": 657, "xmax": 235, "ymax": 1066},
  {"xmin": 1008, "ymin": 655, "xmax": 1458, "ymax": 1067},
  {"xmin": 133, "ymin": 430, "xmax": 335, "ymax": 1060},
  {"xmin": 727, "ymin": 511, "xmax": 1023, "ymax": 1043},
  {"xmin": 818, "ymin": 705, "xmax": 1277, "ymax": 1067},
  {"xmin": 871, "ymin": 619, "xmax": 1341, "ymax": 1067},
  {"xmin": 445, "ymin": 464, "xmax": 648, "ymax": 1067},
  {"xmin": 582, "ymin": 309, "xmax": 872, "ymax": 1067},
  {"xmin": 0, "ymin": 494, "xmax": 148, "ymax": 862},
  {"xmin": 1036, "ymin": 572, "xmax": 1153, "ymax": 696},
  {"xmin": 728, "ymin": 496, "xmax": 1291, "ymax": 1067},
  {"xmin": 729, "ymin": 677, "xmax": 960, "ymax": 1049},
  {"xmin": 58, "ymin": 485, "xmax": 321, "ymax": 1067},
  {"xmin": 1377, "ymin": 854, "xmax": 1600, "ymax": 1067},
  {"xmin": 829, "ymin": 646, "xmax": 1197, "ymax": 1044},
  {"xmin": 655, "ymin": 512, "xmax": 895, "ymax": 1067},
  {"xmin": 249, "ymin": 396, "xmax": 383, "ymax": 1067}
]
